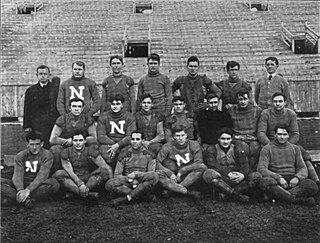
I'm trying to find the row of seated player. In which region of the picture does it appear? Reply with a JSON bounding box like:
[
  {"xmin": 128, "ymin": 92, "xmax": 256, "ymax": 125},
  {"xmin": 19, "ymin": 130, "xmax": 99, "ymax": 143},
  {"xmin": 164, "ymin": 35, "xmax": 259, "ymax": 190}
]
[
  {"xmin": 2, "ymin": 91, "xmax": 319, "ymax": 208},
  {"xmin": 1, "ymin": 123, "xmax": 318, "ymax": 209}
]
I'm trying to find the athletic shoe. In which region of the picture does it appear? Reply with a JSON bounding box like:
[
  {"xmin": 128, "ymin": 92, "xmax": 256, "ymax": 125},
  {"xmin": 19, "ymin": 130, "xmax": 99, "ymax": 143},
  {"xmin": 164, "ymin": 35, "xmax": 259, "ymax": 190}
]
[
  {"xmin": 217, "ymin": 193, "xmax": 228, "ymax": 201},
  {"xmin": 161, "ymin": 190, "xmax": 171, "ymax": 199},
  {"xmin": 87, "ymin": 192, "xmax": 99, "ymax": 200},
  {"xmin": 292, "ymin": 197, "xmax": 316, "ymax": 206},
  {"xmin": 187, "ymin": 190, "xmax": 201, "ymax": 200},
  {"xmin": 23, "ymin": 197, "xmax": 34, "ymax": 209},
  {"xmin": 232, "ymin": 191, "xmax": 250, "ymax": 203},
  {"xmin": 111, "ymin": 197, "xmax": 129, "ymax": 207},
  {"xmin": 143, "ymin": 194, "xmax": 157, "ymax": 203}
]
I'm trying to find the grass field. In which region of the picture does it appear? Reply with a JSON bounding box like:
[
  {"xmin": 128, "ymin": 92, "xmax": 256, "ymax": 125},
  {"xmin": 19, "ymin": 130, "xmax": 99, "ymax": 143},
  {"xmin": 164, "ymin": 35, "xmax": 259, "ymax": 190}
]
[{"xmin": 1, "ymin": 193, "xmax": 320, "ymax": 243}]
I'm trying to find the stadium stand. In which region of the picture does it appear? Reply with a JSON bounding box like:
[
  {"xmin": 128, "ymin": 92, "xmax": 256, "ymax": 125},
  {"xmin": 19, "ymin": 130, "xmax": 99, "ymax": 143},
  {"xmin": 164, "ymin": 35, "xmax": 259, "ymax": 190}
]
[{"xmin": 1, "ymin": 0, "xmax": 319, "ymax": 159}]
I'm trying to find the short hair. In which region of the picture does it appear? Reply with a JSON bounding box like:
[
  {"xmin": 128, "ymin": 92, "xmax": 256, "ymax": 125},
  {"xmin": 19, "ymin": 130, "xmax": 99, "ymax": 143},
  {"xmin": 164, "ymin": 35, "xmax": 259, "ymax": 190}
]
[
  {"xmin": 72, "ymin": 61, "xmax": 86, "ymax": 70},
  {"xmin": 236, "ymin": 88, "xmax": 250, "ymax": 99},
  {"xmin": 206, "ymin": 93, "xmax": 219, "ymax": 100},
  {"xmin": 69, "ymin": 98, "xmax": 84, "ymax": 107},
  {"xmin": 226, "ymin": 61, "xmax": 240, "ymax": 71},
  {"xmin": 140, "ymin": 93, "xmax": 153, "ymax": 102},
  {"xmin": 217, "ymin": 127, "xmax": 233, "ymax": 138},
  {"xmin": 172, "ymin": 125, "xmax": 187, "ymax": 135},
  {"xmin": 26, "ymin": 131, "xmax": 43, "ymax": 142},
  {"xmin": 265, "ymin": 56, "xmax": 279, "ymax": 66},
  {"xmin": 172, "ymin": 96, "xmax": 185, "ymax": 103},
  {"xmin": 109, "ymin": 55, "xmax": 123, "ymax": 65},
  {"xmin": 147, "ymin": 53, "xmax": 160, "ymax": 64},
  {"xmin": 131, "ymin": 130, "xmax": 145, "ymax": 139},
  {"xmin": 272, "ymin": 92, "xmax": 286, "ymax": 102},
  {"xmin": 72, "ymin": 129, "xmax": 88, "ymax": 139},
  {"xmin": 36, "ymin": 65, "xmax": 50, "ymax": 74},
  {"xmin": 187, "ymin": 56, "xmax": 199, "ymax": 66},
  {"xmin": 109, "ymin": 94, "xmax": 125, "ymax": 103},
  {"xmin": 274, "ymin": 124, "xmax": 289, "ymax": 133}
]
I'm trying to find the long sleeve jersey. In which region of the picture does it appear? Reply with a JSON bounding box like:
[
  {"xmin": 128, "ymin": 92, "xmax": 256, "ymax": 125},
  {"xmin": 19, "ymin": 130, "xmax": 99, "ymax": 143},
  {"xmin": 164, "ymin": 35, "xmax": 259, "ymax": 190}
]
[
  {"xmin": 97, "ymin": 109, "xmax": 136, "ymax": 148},
  {"xmin": 101, "ymin": 74, "xmax": 135, "ymax": 112},
  {"xmin": 257, "ymin": 141, "xmax": 307, "ymax": 181},
  {"xmin": 257, "ymin": 108, "xmax": 299, "ymax": 145},
  {"xmin": 57, "ymin": 76, "xmax": 101, "ymax": 116},
  {"xmin": 114, "ymin": 146, "xmax": 156, "ymax": 176},
  {"xmin": 12, "ymin": 148, "xmax": 53, "ymax": 192},
  {"xmin": 255, "ymin": 74, "xmax": 294, "ymax": 110},
  {"xmin": 136, "ymin": 71, "xmax": 172, "ymax": 116},
  {"xmin": 216, "ymin": 77, "xmax": 252, "ymax": 109},
  {"xmin": 203, "ymin": 144, "xmax": 250, "ymax": 176},
  {"xmin": 228, "ymin": 103, "xmax": 262, "ymax": 137},
  {"xmin": 172, "ymin": 74, "xmax": 222, "ymax": 117},
  {"xmin": 156, "ymin": 140, "xmax": 203, "ymax": 177}
]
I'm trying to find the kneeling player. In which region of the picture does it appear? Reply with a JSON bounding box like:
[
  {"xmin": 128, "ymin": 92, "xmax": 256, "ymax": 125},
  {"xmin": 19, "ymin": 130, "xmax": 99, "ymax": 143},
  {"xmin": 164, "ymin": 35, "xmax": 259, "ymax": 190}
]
[
  {"xmin": 202, "ymin": 127, "xmax": 261, "ymax": 203},
  {"xmin": 53, "ymin": 130, "xmax": 112, "ymax": 200},
  {"xmin": 105, "ymin": 131, "xmax": 159, "ymax": 206},
  {"xmin": 1, "ymin": 131, "xmax": 59, "ymax": 209},
  {"xmin": 156, "ymin": 126, "xmax": 207, "ymax": 199}
]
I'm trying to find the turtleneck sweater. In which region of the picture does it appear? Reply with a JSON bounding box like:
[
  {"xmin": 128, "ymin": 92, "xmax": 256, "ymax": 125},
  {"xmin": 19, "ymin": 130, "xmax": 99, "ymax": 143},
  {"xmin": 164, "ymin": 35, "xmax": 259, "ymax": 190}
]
[
  {"xmin": 172, "ymin": 74, "xmax": 222, "ymax": 117},
  {"xmin": 57, "ymin": 75, "xmax": 101, "ymax": 116},
  {"xmin": 228, "ymin": 103, "xmax": 262, "ymax": 137},
  {"xmin": 216, "ymin": 77, "xmax": 252, "ymax": 109},
  {"xmin": 257, "ymin": 140, "xmax": 307, "ymax": 181},
  {"xmin": 257, "ymin": 107, "xmax": 299, "ymax": 145},
  {"xmin": 136, "ymin": 70, "xmax": 172, "ymax": 115},
  {"xmin": 97, "ymin": 109, "xmax": 136, "ymax": 148}
]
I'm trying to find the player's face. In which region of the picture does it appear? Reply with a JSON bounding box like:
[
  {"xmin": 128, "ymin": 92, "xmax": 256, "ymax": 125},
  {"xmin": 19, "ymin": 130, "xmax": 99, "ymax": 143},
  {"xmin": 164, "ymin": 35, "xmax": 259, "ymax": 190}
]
[
  {"xmin": 174, "ymin": 130, "xmax": 188, "ymax": 146},
  {"xmin": 28, "ymin": 139, "xmax": 43, "ymax": 155},
  {"xmin": 141, "ymin": 97, "xmax": 153, "ymax": 112},
  {"xmin": 227, "ymin": 66, "xmax": 239, "ymax": 80},
  {"xmin": 173, "ymin": 100, "xmax": 185, "ymax": 114},
  {"xmin": 275, "ymin": 128, "xmax": 289, "ymax": 144},
  {"xmin": 218, "ymin": 133, "xmax": 232, "ymax": 148},
  {"xmin": 131, "ymin": 133, "xmax": 143, "ymax": 150},
  {"xmin": 147, "ymin": 59, "xmax": 160, "ymax": 73},
  {"xmin": 36, "ymin": 68, "xmax": 50, "ymax": 84},
  {"xmin": 70, "ymin": 101, "xmax": 84, "ymax": 116},
  {"xmin": 208, "ymin": 97, "xmax": 219, "ymax": 111},
  {"xmin": 272, "ymin": 95, "xmax": 286, "ymax": 111},
  {"xmin": 187, "ymin": 61, "xmax": 199, "ymax": 77},
  {"xmin": 110, "ymin": 100, "xmax": 123, "ymax": 113},
  {"xmin": 237, "ymin": 94, "xmax": 250, "ymax": 108},
  {"xmin": 73, "ymin": 134, "xmax": 86, "ymax": 150},
  {"xmin": 72, "ymin": 63, "xmax": 85, "ymax": 78},
  {"xmin": 265, "ymin": 60, "xmax": 278, "ymax": 74},
  {"xmin": 110, "ymin": 58, "xmax": 123, "ymax": 75}
]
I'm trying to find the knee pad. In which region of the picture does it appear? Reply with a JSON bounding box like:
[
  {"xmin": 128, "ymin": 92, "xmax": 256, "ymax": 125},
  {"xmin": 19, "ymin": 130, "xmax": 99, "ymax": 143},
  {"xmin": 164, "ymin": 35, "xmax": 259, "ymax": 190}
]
[
  {"xmin": 203, "ymin": 169, "xmax": 220, "ymax": 183},
  {"xmin": 162, "ymin": 159, "xmax": 178, "ymax": 174},
  {"xmin": 259, "ymin": 177, "xmax": 277, "ymax": 190}
]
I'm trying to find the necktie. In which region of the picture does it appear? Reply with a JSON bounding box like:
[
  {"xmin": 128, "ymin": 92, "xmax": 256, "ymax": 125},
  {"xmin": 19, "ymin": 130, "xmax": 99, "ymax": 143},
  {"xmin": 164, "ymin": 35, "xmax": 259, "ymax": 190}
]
[{"xmin": 268, "ymin": 75, "xmax": 272, "ymax": 80}]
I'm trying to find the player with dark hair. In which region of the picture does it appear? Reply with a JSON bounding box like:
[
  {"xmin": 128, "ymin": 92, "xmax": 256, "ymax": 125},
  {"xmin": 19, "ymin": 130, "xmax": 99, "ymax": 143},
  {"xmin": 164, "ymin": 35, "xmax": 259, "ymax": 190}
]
[
  {"xmin": 105, "ymin": 130, "xmax": 159, "ymax": 206},
  {"xmin": 258, "ymin": 125, "xmax": 318, "ymax": 205},
  {"xmin": 101, "ymin": 55, "xmax": 135, "ymax": 113},
  {"xmin": 135, "ymin": 94, "xmax": 164, "ymax": 154},
  {"xmin": 97, "ymin": 94, "xmax": 136, "ymax": 169},
  {"xmin": 23, "ymin": 64, "xmax": 60, "ymax": 149},
  {"xmin": 156, "ymin": 125, "xmax": 207, "ymax": 199},
  {"xmin": 1, "ymin": 131, "xmax": 59, "ymax": 208},
  {"xmin": 49, "ymin": 97, "xmax": 97, "ymax": 174},
  {"xmin": 57, "ymin": 61, "xmax": 101, "ymax": 117},
  {"xmin": 203, "ymin": 127, "xmax": 261, "ymax": 203},
  {"xmin": 172, "ymin": 56, "xmax": 221, "ymax": 118},
  {"xmin": 216, "ymin": 61, "xmax": 252, "ymax": 111},
  {"xmin": 227, "ymin": 89, "xmax": 262, "ymax": 170},
  {"xmin": 53, "ymin": 130, "xmax": 112, "ymax": 200},
  {"xmin": 136, "ymin": 53, "xmax": 172, "ymax": 116},
  {"xmin": 164, "ymin": 96, "xmax": 195, "ymax": 142},
  {"xmin": 255, "ymin": 56, "xmax": 294, "ymax": 110},
  {"xmin": 195, "ymin": 93, "xmax": 232, "ymax": 148}
]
